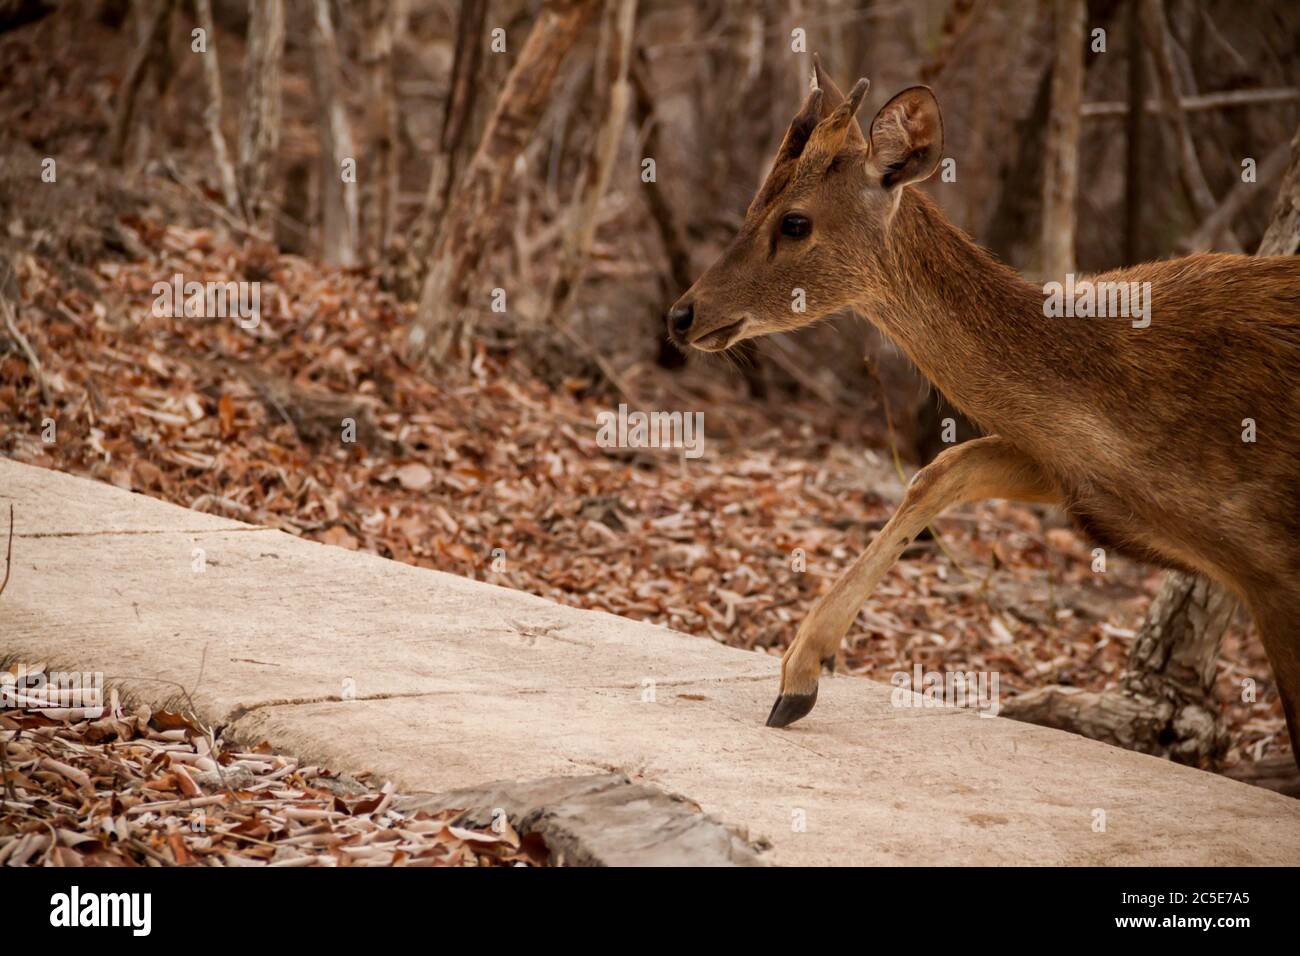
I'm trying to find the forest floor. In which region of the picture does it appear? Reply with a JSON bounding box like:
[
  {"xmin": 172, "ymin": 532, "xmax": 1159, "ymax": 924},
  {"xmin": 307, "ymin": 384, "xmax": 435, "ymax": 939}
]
[{"xmin": 0, "ymin": 700, "xmax": 545, "ymax": 867}]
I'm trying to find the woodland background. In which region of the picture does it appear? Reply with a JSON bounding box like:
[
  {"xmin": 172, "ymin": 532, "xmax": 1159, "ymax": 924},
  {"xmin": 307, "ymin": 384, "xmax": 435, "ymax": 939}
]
[{"xmin": 2, "ymin": 0, "xmax": 1299, "ymax": 796}]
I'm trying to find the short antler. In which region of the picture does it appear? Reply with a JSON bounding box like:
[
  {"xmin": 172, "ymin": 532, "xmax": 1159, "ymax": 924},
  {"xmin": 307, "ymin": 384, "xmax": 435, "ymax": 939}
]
[
  {"xmin": 800, "ymin": 77, "xmax": 872, "ymax": 164},
  {"xmin": 843, "ymin": 77, "xmax": 871, "ymax": 115}
]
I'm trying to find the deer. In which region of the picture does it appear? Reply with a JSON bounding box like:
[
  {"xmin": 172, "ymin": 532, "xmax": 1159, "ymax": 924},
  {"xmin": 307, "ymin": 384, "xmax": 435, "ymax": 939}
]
[{"xmin": 667, "ymin": 58, "xmax": 1300, "ymax": 769}]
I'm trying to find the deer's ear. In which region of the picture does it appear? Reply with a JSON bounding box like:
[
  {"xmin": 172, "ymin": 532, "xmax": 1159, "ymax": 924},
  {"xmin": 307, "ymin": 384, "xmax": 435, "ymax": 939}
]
[{"xmin": 868, "ymin": 86, "xmax": 943, "ymax": 189}]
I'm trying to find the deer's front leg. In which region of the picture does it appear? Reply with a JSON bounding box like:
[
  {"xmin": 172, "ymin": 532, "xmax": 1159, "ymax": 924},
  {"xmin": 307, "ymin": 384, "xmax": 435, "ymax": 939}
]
[{"xmin": 767, "ymin": 436, "xmax": 1059, "ymax": 728}]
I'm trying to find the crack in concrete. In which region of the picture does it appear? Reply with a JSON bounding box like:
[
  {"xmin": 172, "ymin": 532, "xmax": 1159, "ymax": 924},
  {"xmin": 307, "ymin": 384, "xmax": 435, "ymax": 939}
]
[
  {"xmin": 225, "ymin": 688, "xmax": 462, "ymax": 722},
  {"xmin": 224, "ymin": 673, "xmax": 779, "ymax": 720},
  {"xmin": 505, "ymin": 618, "xmax": 594, "ymax": 649},
  {"xmin": 16, "ymin": 526, "xmax": 268, "ymax": 539},
  {"xmin": 592, "ymin": 673, "xmax": 773, "ymax": 691}
]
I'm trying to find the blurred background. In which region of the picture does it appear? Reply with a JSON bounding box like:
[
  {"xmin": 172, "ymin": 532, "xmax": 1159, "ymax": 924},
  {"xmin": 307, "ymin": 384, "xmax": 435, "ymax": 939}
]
[{"xmin": 1, "ymin": 0, "xmax": 1297, "ymax": 783}]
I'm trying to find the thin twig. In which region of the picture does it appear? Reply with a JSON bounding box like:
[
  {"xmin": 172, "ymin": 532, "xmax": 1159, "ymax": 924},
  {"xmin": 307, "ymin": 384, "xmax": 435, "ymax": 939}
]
[
  {"xmin": 1081, "ymin": 87, "xmax": 1298, "ymax": 118},
  {"xmin": 0, "ymin": 612, "xmax": 15, "ymax": 799},
  {"xmin": 0, "ymin": 504, "xmax": 12, "ymax": 600},
  {"xmin": 102, "ymin": 644, "xmax": 238, "ymax": 801},
  {"xmin": 0, "ymin": 287, "xmax": 50, "ymax": 406},
  {"xmin": 126, "ymin": 837, "xmax": 178, "ymax": 867},
  {"xmin": 156, "ymin": 158, "xmax": 263, "ymax": 240},
  {"xmin": 554, "ymin": 321, "xmax": 645, "ymax": 409}
]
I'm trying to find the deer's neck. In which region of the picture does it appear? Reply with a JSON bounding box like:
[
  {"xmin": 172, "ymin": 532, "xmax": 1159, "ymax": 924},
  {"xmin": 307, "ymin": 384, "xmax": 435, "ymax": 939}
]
[{"xmin": 857, "ymin": 188, "xmax": 1053, "ymax": 437}]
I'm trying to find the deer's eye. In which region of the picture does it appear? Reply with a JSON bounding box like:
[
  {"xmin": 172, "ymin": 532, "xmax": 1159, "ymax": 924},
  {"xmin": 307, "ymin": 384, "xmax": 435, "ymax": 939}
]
[{"xmin": 779, "ymin": 213, "xmax": 811, "ymax": 239}]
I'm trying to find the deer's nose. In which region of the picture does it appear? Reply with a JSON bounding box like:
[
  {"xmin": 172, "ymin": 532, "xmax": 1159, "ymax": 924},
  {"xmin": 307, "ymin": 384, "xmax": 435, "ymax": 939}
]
[{"xmin": 668, "ymin": 301, "xmax": 694, "ymax": 336}]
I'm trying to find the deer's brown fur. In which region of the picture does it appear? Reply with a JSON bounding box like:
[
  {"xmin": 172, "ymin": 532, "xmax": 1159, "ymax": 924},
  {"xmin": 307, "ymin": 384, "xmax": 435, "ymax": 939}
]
[{"xmin": 669, "ymin": 59, "xmax": 1300, "ymax": 765}]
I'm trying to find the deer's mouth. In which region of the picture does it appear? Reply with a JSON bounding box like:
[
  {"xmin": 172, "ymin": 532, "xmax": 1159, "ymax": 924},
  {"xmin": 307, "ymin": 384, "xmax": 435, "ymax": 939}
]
[{"xmin": 689, "ymin": 319, "xmax": 746, "ymax": 352}]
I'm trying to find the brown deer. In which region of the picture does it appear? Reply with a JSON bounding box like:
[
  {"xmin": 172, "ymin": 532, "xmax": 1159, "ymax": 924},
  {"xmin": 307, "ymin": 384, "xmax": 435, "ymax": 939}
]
[{"xmin": 668, "ymin": 59, "xmax": 1300, "ymax": 768}]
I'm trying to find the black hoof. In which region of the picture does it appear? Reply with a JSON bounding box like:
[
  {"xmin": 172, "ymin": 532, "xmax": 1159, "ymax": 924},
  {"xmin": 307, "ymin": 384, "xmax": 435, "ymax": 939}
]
[
  {"xmin": 765, "ymin": 687, "xmax": 818, "ymax": 728},
  {"xmin": 820, "ymin": 654, "xmax": 835, "ymax": 674}
]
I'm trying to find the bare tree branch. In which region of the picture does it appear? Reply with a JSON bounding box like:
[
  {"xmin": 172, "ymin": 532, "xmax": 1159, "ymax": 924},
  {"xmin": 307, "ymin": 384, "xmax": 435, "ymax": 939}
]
[
  {"xmin": 1040, "ymin": 0, "xmax": 1085, "ymax": 278},
  {"xmin": 410, "ymin": 0, "xmax": 600, "ymax": 363},
  {"xmin": 545, "ymin": 0, "xmax": 638, "ymax": 326},
  {"xmin": 309, "ymin": 0, "xmax": 359, "ymax": 266},
  {"xmin": 1083, "ymin": 87, "xmax": 1299, "ymax": 118},
  {"xmin": 238, "ymin": 0, "xmax": 285, "ymax": 228},
  {"xmin": 192, "ymin": 0, "xmax": 240, "ymax": 214},
  {"xmin": 108, "ymin": 0, "xmax": 172, "ymax": 167}
]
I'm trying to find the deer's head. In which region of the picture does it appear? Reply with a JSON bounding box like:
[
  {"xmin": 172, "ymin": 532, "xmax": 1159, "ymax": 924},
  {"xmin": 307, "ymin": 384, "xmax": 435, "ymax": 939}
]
[{"xmin": 667, "ymin": 59, "xmax": 943, "ymax": 352}]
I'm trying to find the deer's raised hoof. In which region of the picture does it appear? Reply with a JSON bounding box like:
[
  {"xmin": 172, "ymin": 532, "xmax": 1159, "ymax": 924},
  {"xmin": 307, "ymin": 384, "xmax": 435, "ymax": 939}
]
[{"xmin": 765, "ymin": 687, "xmax": 818, "ymax": 728}]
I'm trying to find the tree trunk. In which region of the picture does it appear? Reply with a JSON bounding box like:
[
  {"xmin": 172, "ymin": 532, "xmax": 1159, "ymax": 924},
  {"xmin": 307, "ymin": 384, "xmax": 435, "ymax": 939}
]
[
  {"xmin": 985, "ymin": 65, "xmax": 1051, "ymax": 266},
  {"xmin": 544, "ymin": 0, "xmax": 636, "ymax": 326},
  {"xmin": 393, "ymin": 0, "xmax": 488, "ymax": 299},
  {"xmin": 108, "ymin": 0, "xmax": 172, "ymax": 167},
  {"xmin": 630, "ymin": 47, "xmax": 689, "ymax": 370},
  {"xmin": 1123, "ymin": 0, "xmax": 1145, "ymax": 264},
  {"xmin": 1002, "ymin": 574, "xmax": 1234, "ymax": 766},
  {"xmin": 238, "ymin": 0, "xmax": 285, "ymax": 230},
  {"xmin": 409, "ymin": 0, "xmax": 599, "ymax": 363},
  {"xmin": 1182, "ymin": 142, "xmax": 1288, "ymax": 253},
  {"xmin": 1138, "ymin": 0, "xmax": 1241, "ymax": 251},
  {"xmin": 193, "ymin": 0, "xmax": 239, "ymax": 214},
  {"xmin": 919, "ymin": 0, "xmax": 978, "ymax": 84},
  {"xmin": 309, "ymin": 0, "xmax": 359, "ymax": 267},
  {"xmin": 1039, "ymin": 0, "xmax": 1084, "ymax": 278},
  {"xmin": 1258, "ymin": 123, "xmax": 1300, "ymax": 257},
  {"xmin": 361, "ymin": 0, "xmax": 399, "ymax": 264}
]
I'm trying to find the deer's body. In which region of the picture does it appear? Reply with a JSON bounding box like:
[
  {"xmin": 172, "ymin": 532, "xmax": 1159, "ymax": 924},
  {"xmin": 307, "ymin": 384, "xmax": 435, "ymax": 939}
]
[
  {"xmin": 668, "ymin": 59, "xmax": 1300, "ymax": 765},
  {"xmin": 879, "ymin": 188, "xmax": 1300, "ymax": 600}
]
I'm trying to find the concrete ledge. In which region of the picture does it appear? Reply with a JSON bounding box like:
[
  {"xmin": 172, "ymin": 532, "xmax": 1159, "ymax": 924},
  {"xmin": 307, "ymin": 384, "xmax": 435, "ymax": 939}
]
[
  {"xmin": 399, "ymin": 773, "xmax": 765, "ymax": 866},
  {"xmin": 3, "ymin": 459, "xmax": 1299, "ymax": 865}
]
